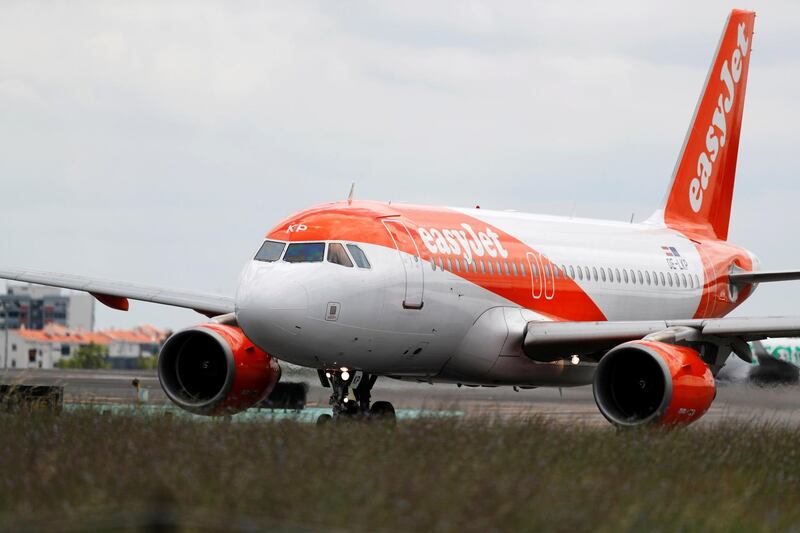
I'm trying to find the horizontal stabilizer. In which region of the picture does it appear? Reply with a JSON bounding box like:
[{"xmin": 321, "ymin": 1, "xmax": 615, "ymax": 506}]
[{"xmin": 728, "ymin": 269, "xmax": 800, "ymax": 284}]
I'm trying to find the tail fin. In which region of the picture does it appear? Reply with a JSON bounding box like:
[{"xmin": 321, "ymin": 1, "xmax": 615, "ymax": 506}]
[{"xmin": 654, "ymin": 9, "xmax": 755, "ymax": 241}]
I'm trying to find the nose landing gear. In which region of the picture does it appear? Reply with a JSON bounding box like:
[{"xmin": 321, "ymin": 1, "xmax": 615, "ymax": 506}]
[{"xmin": 317, "ymin": 369, "xmax": 396, "ymax": 425}]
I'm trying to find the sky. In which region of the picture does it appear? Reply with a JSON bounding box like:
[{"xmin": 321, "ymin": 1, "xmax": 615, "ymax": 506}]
[{"xmin": 1, "ymin": 1, "xmax": 800, "ymax": 330}]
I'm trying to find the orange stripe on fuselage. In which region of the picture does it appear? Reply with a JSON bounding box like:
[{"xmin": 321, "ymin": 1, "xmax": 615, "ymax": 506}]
[
  {"xmin": 267, "ymin": 201, "xmax": 606, "ymax": 322},
  {"xmin": 689, "ymin": 237, "xmax": 752, "ymax": 318}
]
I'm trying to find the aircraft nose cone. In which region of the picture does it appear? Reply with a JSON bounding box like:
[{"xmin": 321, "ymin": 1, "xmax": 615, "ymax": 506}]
[{"xmin": 236, "ymin": 276, "xmax": 309, "ymax": 350}]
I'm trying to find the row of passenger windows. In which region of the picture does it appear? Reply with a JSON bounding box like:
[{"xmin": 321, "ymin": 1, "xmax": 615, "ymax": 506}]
[
  {"xmin": 430, "ymin": 256, "xmax": 526, "ymax": 277},
  {"xmin": 429, "ymin": 255, "xmax": 701, "ymax": 290},
  {"xmin": 548, "ymin": 264, "xmax": 701, "ymax": 290},
  {"xmin": 255, "ymin": 240, "xmax": 371, "ymax": 269}
]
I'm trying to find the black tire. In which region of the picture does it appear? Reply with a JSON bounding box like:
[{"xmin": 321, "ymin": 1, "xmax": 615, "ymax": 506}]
[
  {"xmin": 316, "ymin": 413, "xmax": 332, "ymax": 426},
  {"xmin": 369, "ymin": 401, "xmax": 396, "ymax": 423}
]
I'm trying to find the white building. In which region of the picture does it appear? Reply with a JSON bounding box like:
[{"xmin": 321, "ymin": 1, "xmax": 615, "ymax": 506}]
[
  {"xmin": 0, "ymin": 283, "xmax": 95, "ymax": 331},
  {"xmin": 0, "ymin": 323, "xmax": 169, "ymax": 369}
]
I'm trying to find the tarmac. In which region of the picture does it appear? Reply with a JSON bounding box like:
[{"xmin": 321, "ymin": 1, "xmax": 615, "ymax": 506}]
[{"xmin": 2, "ymin": 367, "xmax": 800, "ymax": 427}]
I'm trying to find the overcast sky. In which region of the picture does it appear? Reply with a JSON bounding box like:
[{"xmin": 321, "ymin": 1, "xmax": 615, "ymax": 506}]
[{"xmin": 1, "ymin": 1, "xmax": 799, "ymax": 330}]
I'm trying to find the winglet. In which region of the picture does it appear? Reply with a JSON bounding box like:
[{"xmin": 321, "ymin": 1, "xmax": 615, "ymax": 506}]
[{"xmin": 652, "ymin": 10, "xmax": 755, "ymax": 241}]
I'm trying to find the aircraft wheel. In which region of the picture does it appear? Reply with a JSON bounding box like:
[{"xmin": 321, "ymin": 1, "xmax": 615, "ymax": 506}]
[
  {"xmin": 316, "ymin": 413, "xmax": 332, "ymax": 426},
  {"xmin": 369, "ymin": 401, "xmax": 396, "ymax": 423}
]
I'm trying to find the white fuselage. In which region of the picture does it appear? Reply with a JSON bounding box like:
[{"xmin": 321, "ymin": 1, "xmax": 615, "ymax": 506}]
[{"xmin": 234, "ymin": 202, "xmax": 757, "ymax": 387}]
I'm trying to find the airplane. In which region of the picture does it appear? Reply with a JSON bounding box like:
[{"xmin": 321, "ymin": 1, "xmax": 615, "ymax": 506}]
[
  {"xmin": 2, "ymin": 8, "xmax": 800, "ymax": 427},
  {"xmin": 718, "ymin": 338, "xmax": 800, "ymax": 384}
]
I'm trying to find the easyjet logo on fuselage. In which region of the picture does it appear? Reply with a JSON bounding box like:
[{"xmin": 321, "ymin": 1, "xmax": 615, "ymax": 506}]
[
  {"xmin": 689, "ymin": 22, "xmax": 749, "ymax": 213},
  {"xmin": 418, "ymin": 223, "xmax": 509, "ymax": 262}
]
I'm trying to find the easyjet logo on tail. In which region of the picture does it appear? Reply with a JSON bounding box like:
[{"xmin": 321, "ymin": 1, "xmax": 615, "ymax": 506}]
[{"xmin": 689, "ymin": 22, "xmax": 750, "ymax": 213}]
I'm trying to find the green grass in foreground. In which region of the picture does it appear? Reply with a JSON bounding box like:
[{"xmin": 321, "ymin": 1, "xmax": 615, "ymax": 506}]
[{"xmin": 1, "ymin": 411, "xmax": 800, "ymax": 532}]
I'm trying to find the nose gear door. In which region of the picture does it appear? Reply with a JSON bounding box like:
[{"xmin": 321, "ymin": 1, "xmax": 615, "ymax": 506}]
[{"xmin": 382, "ymin": 218, "xmax": 424, "ymax": 309}]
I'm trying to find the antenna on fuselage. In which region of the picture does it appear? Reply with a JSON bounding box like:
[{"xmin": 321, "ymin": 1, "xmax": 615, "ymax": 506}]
[{"xmin": 347, "ymin": 182, "xmax": 355, "ymax": 205}]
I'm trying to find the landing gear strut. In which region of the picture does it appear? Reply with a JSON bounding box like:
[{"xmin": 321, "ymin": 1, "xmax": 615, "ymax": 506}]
[{"xmin": 316, "ymin": 369, "xmax": 395, "ymax": 424}]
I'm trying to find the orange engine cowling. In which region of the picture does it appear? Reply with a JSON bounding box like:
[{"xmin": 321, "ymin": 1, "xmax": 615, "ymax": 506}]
[
  {"xmin": 593, "ymin": 340, "xmax": 715, "ymax": 427},
  {"xmin": 158, "ymin": 323, "xmax": 280, "ymax": 416}
]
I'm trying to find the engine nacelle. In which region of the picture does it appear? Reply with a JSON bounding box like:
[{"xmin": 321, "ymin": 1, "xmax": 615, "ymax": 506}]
[
  {"xmin": 158, "ymin": 323, "xmax": 280, "ymax": 416},
  {"xmin": 593, "ymin": 340, "xmax": 715, "ymax": 427}
]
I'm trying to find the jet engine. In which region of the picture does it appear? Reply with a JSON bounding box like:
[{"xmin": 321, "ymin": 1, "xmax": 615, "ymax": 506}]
[
  {"xmin": 593, "ymin": 340, "xmax": 715, "ymax": 427},
  {"xmin": 158, "ymin": 323, "xmax": 280, "ymax": 416}
]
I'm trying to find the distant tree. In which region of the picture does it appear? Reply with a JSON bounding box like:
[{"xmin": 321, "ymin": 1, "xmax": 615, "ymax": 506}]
[
  {"xmin": 55, "ymin": 343, "xmax": 110, "ymax": 369},
  {"xmin": 136, "ymin": 356, "xmax": 158, "ymax": 370}
]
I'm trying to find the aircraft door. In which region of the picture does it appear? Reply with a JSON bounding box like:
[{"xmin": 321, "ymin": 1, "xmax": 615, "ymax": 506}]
[{"xmin": 382, "ymin": 219, "xmax": 424, "ymax": 309}]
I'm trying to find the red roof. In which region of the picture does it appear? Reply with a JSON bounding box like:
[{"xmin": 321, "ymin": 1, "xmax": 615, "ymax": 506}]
[{"xmin": 15, "ymin": 324, "xmax": 169, "ymax": 345}]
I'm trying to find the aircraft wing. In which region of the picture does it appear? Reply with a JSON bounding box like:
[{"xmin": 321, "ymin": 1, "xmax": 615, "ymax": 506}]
[
  {"xmin": 0, "ymin": 267, "xmax": 235, "ymax": 318},
  {"xmin": 524, "ymin": 317, "xmax": 800, "ymax": 361}
]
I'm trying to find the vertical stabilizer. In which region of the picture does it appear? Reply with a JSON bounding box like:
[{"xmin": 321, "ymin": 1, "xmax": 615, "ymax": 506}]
[{"xmin": 654, "ymin": 9, "xmax": 755, "ymax": 241}]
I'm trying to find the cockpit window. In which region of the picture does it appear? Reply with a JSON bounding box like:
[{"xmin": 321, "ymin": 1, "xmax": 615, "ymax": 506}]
[
  {"xmin": 254, "ymin": 240, "xmax": 285, "ymax": 262},
  {"xmin": 327, "ymin": 243, "xmax": 353, "ymax": 267},
  {"xmin": 284, "ymin": 242, "xmax": 325, "ymax": 263},
  {"xmin": 346, "ymin": 244, "xmax": 371, "ymax": 269}
]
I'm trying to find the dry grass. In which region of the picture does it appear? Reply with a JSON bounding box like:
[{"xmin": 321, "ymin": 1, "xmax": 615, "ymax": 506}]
[{"xmin": 1, "ymin": 410, "xmax": 799, "ymax": 532}]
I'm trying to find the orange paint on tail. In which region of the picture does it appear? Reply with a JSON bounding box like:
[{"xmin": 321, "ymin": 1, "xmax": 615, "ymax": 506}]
[{"xmin": 656, "ymin": 9, "xmax": 755, "ymax": 241}]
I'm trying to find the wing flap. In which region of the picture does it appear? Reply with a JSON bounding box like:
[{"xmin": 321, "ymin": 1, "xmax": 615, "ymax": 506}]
[
  {"xmin": 524, "ymin": 317, "xmax": 800, "ymax": 360},
  {"xmin": 0, "ymin": 267, "xmax": 235, "ymax": 317}
]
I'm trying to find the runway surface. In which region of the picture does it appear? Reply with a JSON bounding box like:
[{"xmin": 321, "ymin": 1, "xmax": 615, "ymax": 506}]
[{"xmin": 2, "ymin": 367, "xmax": 800, "ymax": 426}]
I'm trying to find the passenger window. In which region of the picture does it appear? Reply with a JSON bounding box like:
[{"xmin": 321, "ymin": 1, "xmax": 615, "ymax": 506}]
[
  {"xmin": 645, "ymin": 271, "xmax": 651, "ymax": 285},
  {"xmin": 667, "ymin": 273, "xmax": 673, "ymax": 287},
  {"xmin": 465, "ymin": 259, "xmax": 471, "ymax": 272},
  {"xmin": 584, "ymin": 266, "xmax": 590, "ymax": 280},
  {"xmin": 327, "ymin": 243, "xmax": 354, "ymax": 267},
  {"xmin": 544, "ymin": 264, "xmax": 551, "ymax": 278},
  {"xmin": 472, "ymin": 260, "xmax": 478, "ymax": 273},
  {"xmin": 346, "ymin": 244, "xmax": 371, "ymax": 269},
  {"xmin": 438, "ymin": 257, "xmax": 444, "ymax": 271},
  {"xmin": 695, "ymin": 274, "xmax": 701, "ymax": 288},
  {"xmin": 532, "ymin": 264, "xmax": 539, "ymax": 278},
  {"xmin": 629, "ymin": 269, "xmax": 636, "ymax": 284},
  {"xmin": 505, "ymin": 262, "xmax": 511, "ymax": 275},
  {"xmin": 480, "ymin": 260, "xmax": 486, "ymax": 275},
  {"xmin": 681, "ymin": 273, "xmax": 687, "ymax": 288},
  {"xmin": 592, "ymin": 267, "xmax": 598, "ymax": 281},
  {"xmin": 653, "ymin": 271, "xmax": 659, "ymax": 286},
  {"xmin": 577, "ymin": 266, "xmax": 583, "ymax": 281},
  {"xmin": 430, "ymin": 257, "xmax": 436, "ymax": 270},
  {"xmin": 659, "ymin": 272, "xmax": 666, "ymax": 286},
  {"xmin": 553, "ymin": 265, "xmax": 560, "ymax": 279},
  {"xmin": 254, "ymin": 240, "xmax": 285, "ymax": 262},
  {"xmin": 637, "ymin": 271, "xmax": 644, "ymax": 284},
  {"xmin": 600, "ymin": 268, "xmax": 606, "ymax": 282},
  {"xmin": 623, "ymin": 269, "xmax": 629, "ymax": 283},
  {"xmin": 447, "ymin": 257, "xmax": 453, "ymax": 272},
  {"xmin": 520, "ymin": 262, "xmax": 526, "ymax": 276},
  {"xmin": 455, "ymin": 258, "xmax": 461, "ymax": 272},
  {"xmin": 512, "ymin": 262, "xmax": 519, "ymax": 276},
  {"xmin": 615, "ymin": 268, "xmax": 621, "ymax": 283},
  {"xmin": 284, "ymin": 242, "xmax": 325, "ymax": 263},
  {"xmin": 606, "ymin": 268, "xmax": 613, "ymax": 282},
  {"xmin": 569, "ymin": 266, "xmax": 575, "ymax": 279},
  {"xmin": 488, "ymin": 261, "xmax": 494, "ymax": 275}
]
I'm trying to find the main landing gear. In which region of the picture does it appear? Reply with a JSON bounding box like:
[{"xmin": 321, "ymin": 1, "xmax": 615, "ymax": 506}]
[{"xmin": 316, "ymin": 369, "xmax": 396, "ymax": 425}]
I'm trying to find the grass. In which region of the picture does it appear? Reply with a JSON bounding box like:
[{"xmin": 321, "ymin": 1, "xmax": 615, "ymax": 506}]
[{"xmin": 1, "ymin": 411, "xmax": 799, "ymax": 532}]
